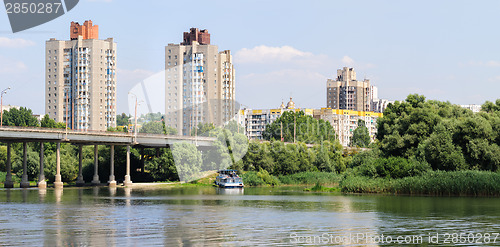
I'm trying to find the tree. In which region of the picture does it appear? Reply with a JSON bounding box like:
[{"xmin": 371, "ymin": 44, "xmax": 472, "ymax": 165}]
[
  {"xmin": 481, "ymin": 99, "xmax": 500, "ymax": 113},
  {"xmin": 40, "ymin": 114, "xmax": 65, "ymax": 129},
  {"xmin": 417, "ymin": 121, "xmax": 467, "ymax": 171},
  {"xmin": 139, "ymin": 121, "xmax": 177, "ymax": 135},
  {"xmin": 262, "ymin": 111, "xmax": 336, "ymax": 144},
  {"xmin": 376, "ymin": 94, "xmax": 462, "ymax": 158},
  {"xmin": 191, "ymin": 123, "xmax": 215, "ymax": 136},
  {"xmin": 351, "ymin": 120, "xmax": 371, "ymax": 147},
  {"xmin": 116, "ymin": 113, "xmax": 130, "ymax": 126},
  {"xmin": 2, "ymin": 107, "xmax": 39, "ymax": 127},
  {"xmin": 242, "ymin": 141, "xmax": 275, "ymax": 172},
  {"xmin": 146, "ymin": 148, "xmax": 178, "ymax": 181},
  {"xmin": 378, "ymin": 94, "xmax": 500, "ymax": 172},
  {"xmin": 224, "ymin": 120, "xmax": 245, "ymax": 134},
  {"xmin": 171, "ymin": 143, "xmax": 202, "ymax": 182},
  {"xmin": 140, "ymin": 121, "xmax": 165, "ymax": 134}
]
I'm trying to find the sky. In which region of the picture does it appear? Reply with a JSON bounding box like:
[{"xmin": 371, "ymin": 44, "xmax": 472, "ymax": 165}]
[{"xmin": 0, "ymin": 0, "xmax": 499, "ymax": 116}]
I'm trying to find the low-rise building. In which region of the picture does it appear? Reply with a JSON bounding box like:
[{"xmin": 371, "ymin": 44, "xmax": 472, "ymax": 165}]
[
  {"xmin": 313, "ymin": 108, "xmax": 382, "ymax": 146},
  {"xmin": 238, "ymin": 98, "xmax": 383, "ymax": 146},
  {"xmin": 240, "ymin": 98, "xmax": 309, "ymax": 140},
  {"xmin": 460, "ymin": 104, "xmax": 481, "ymax": 113}
]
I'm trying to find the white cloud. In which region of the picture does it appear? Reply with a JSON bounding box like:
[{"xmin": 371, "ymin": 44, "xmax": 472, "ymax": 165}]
[
  {"xmin": 0, "ymin": 56, "xmax": 27, "ymax": 74},
  {"xmin": 341, "ymin": 55, "xmax": 355, "ymax": 65},
  {"xmin": 488, "ymin": 76, "xmax": 500, "ymax": 82},
  {"xmin": 235, "ymin": 45, "xmax": 315, "ymax": 64},
  {"xmin": 0, "ymin": 37, "xmax": 35, "ymax": 48},
  {"xmin": 486, "ymin": 61, "xmax": 500, "ymax": 67},
  {"xmin": 468, "ymin": 60, "xmax": 500, "ymax": 67}
]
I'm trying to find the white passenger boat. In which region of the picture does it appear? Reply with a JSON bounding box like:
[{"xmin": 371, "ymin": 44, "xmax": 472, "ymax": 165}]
[{"xmin": 215, "ymin": 170, "xmax": 244, "ymax": 188}]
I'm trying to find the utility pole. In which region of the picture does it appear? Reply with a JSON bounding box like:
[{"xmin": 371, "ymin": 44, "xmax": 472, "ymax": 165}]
[
  {"xmin": 1, "ymin": 87, "xmax": 11, "ymax": 127},
  {"xmin": 129, "ymin": 92, "xmax": 142, "ymax": 142},
  {"xmin": 65, "ymin": 89, "xmax": 69, "ymax": 139},
  {"xmin": 294, "ymin": 112, "xmax": 296, "ymax": 143},
  {"xmin": 280, "ymin": 121, "xmax": 283, "ymax": 141}
]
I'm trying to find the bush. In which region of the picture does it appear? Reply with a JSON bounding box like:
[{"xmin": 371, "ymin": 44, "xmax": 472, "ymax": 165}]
[
  {"xmin": 352, "ymin": 154, "xmax": 430, "ymax": 179},
  {"xmin": 373, "ymin": 156, "xmax": 431, "ymax": 179},
  {"xmin": 241, "ymin": 169, "xmax": 280, "ymax": 186}
]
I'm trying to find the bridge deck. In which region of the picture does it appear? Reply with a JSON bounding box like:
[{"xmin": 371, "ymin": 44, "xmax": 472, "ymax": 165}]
[{"xmin": 0, "ymin": 127, "xmax": 215, "ymax": 147}]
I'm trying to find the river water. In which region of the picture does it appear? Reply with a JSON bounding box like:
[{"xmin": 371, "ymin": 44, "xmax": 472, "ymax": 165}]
[{"xmin": 0, "ymin": 186, "xmax": 499, "ymax": 246}]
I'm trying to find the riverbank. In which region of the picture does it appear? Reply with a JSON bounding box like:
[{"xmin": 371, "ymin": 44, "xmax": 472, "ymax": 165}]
[
  {"xmin": 243, "ymin": 170, "xmax": 500, "ymax": 196},
  {"xmin": 3, "ymin": 170, "xmax": 500, "ymax": 197},
  {"xmin": 340, "ymin": 170, "xmax": 500, "ymax": 196}
]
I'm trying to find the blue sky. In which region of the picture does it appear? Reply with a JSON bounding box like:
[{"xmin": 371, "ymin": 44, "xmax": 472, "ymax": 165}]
[{"xmin": 0, "ymin": 0, "xmax": 499, "ymax": 115}]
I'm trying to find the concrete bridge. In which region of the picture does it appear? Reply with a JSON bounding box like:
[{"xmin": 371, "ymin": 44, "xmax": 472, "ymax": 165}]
[{"xmin": 0, "ymin": 126, "xmax": 215, "ymax": 189}]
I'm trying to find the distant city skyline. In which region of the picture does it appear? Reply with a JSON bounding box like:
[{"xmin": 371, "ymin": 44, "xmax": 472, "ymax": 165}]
[{"xmin": 0, "ymin": 0, "xmax": 499, "ymax": 116}]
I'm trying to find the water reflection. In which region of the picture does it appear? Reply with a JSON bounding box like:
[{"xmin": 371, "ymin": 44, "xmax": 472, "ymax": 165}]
[
  {"xmin": 38, "ymin": 189, "xmax": 46, "ymax": 203},
  {"xmin": 0, "ymin": 187, "xmax": 499, "ymax": 246},
  {"xmin": 215, "ymin": 188, "xmax": 244, "ymax": 195}
]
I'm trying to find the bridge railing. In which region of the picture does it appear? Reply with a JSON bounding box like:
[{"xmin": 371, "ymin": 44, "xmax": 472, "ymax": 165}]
[{"xmin": 0, "ymin": 126, "xmax": 214, "ymax": 140}]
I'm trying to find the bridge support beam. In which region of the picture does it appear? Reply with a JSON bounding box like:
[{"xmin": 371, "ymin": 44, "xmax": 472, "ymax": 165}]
[
  {"xmin": 108, "ymin": 145, "xmax": 116, "ymax": 187},
  {"xmin": 54, "ymin": 142, "xmax": 63, "ymax": 189},
  {"xmin": 123, "ymin": 145, "xmax": 132, "ymax": 186},
  {"xmin": 92, "ymin": 145, "xmax": 100, "ymax": 185},
  {"xmin": 20, "ymin": 142, "xmax": 30, "ymax": 188},
  {"xmin": 38, "ymin": 142, "xmax": 46, "ymax": 189},
  {"xmin": 76, "ymin": 145, "xmax": 84, "ymax": 186},
  {"xmin": 4, "ymin": 143, "xmax": 13, "ymax": 188}
]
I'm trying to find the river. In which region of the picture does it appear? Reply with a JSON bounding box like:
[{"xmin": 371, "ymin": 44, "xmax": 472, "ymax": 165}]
[{"xmin": 0, "ymin": 186, "xmax": 499, "ymax": 246}]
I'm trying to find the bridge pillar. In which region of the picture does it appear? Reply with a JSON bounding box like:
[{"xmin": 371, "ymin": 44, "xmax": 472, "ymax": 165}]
[
  {"xmin": 4, "ymin": 142, "xmax": 13, "ymax": 188},
  {"xmin": 108, "ymin": 145, "xmax": 116, "ymax": 187},
  {"xmin": 123, "ymin": 145, "xmax": 132, "ymax": 186},
  {"xmin": 91, "ymin": 145, "xmax": 100, "ymax": 185},
  {"xmin": 54, "ymin": 142, "xmax": 63, "ymax": 189},
  {"xmin": 76, "ymin": 145, "xmax": 84, "ymax": 186},
  {"xmin": 38, "ymin": 142, "xmax": 46, "ymax": 189},
  {"xmin": 156, "ymin": 148, "xmax": 160, "ymax": 158},
  {"xmin": 20, "ymin": 142, "xmax": 30, "ymax": 188}
]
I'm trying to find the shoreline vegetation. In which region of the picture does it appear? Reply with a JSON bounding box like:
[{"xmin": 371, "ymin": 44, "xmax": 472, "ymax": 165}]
[
  {"xmin": 3, "ymin": 170, "xmax": 500, "ymax": 197},
  {"xmin": 1, "ymin": 95, "xmax": 500, "ymax": 197}
]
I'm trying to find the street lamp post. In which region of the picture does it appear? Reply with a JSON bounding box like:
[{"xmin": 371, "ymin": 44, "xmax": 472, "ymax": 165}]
[
  {"xmin": 128, "ymin": 92, "xmax": 143, "ymax": 142},
  {"xmin": 1, "ymin": 87, "xmax": 11, "ymax": 127}
]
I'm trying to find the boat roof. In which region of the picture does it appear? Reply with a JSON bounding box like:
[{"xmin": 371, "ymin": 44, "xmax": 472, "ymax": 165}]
[{"xmin": 218, "ymin": 169, "xmax": 238, "ymax": 172}]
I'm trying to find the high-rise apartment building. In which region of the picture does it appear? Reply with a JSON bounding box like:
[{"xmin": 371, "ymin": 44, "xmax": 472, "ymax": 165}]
[
  {"xmin": 326, "ymin": 67, "xmax": 372, "ymax": 111},
  {"xmin": 45, "ymin": 20, "xmax": 117, "ymax": 131},
  {"xmin": 165, "ymin": 28, "xmax": 236, "ymax": 135}
]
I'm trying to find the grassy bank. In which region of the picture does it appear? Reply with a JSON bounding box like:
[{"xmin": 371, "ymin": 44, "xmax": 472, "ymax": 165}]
[
  {"xmin": 304, "ymin": 182, "xmax": 340, "ymax": 192},
  {"xmin": 340, "ymin": 170, "xmax": 500, "ymax": 196},
  {"xmin": 240, "ymin": 171, "xmax": 343, "ymax": 187}
]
